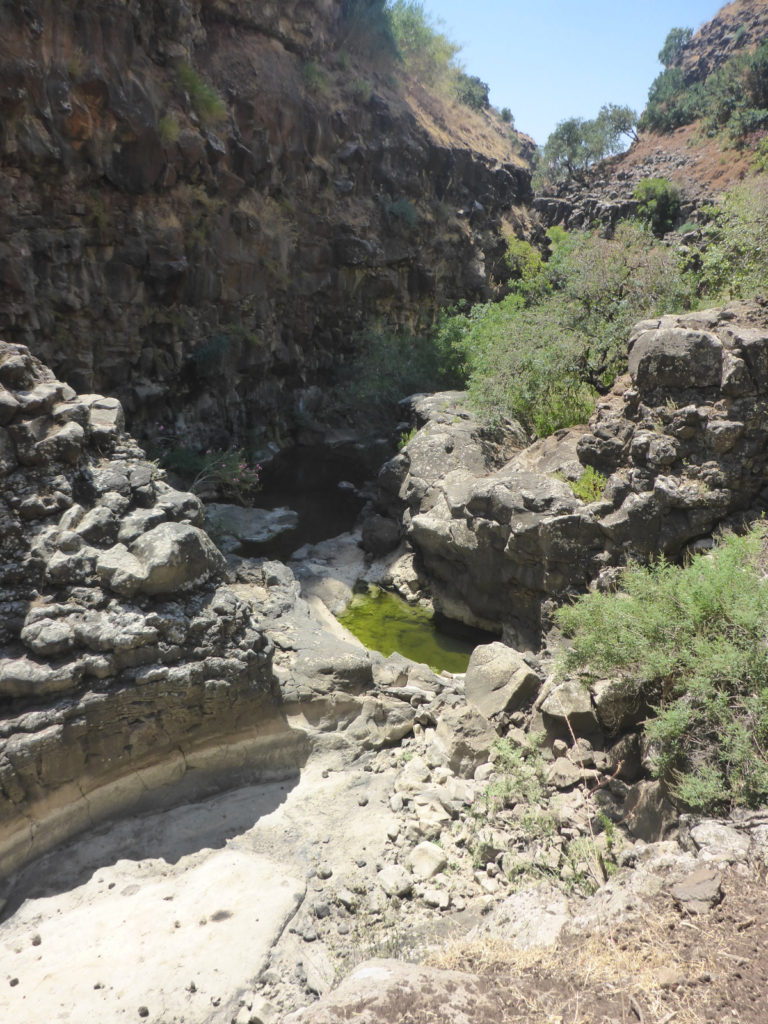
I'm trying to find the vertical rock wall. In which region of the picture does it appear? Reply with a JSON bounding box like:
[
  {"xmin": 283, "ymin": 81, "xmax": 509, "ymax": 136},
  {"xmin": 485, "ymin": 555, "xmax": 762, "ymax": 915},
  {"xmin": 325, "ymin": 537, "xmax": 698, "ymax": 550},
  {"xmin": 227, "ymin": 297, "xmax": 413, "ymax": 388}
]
[{"xmin": 0, "ymin": 0, "xmax": 531, "ymax": 447}]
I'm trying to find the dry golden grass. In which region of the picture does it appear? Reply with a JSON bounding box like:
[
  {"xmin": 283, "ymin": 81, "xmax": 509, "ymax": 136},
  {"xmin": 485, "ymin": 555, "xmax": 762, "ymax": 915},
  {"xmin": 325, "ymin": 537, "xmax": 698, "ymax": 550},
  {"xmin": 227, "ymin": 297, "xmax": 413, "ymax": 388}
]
[{"xmin": 426, "ymin": 901, "xmax": 728, "ymax": 1024}]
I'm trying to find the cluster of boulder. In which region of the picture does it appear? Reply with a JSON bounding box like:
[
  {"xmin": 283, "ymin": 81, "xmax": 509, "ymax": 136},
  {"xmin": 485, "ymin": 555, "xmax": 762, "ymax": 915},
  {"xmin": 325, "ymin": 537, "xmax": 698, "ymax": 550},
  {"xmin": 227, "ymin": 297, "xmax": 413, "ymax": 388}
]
[
  {"xmin": 373, "ymin": 301, "xmax": 768, "ymax": 649},
  {"xmin": 0, "ymin": 340, "xmax": 304, "ymax": 878}
]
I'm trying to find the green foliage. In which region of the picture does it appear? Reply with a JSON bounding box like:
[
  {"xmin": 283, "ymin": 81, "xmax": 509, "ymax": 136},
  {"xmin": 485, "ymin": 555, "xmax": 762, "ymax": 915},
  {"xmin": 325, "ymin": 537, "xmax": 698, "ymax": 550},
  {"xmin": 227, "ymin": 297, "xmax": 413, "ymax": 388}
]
[
  {"xmin": 454, "ymin": 72, "xmax": 490, "ymax": 110},
  {"xmin": 658, "ymin": 26, "xmax": 693, "ymax": 67},
  {"xmin": 640, "ymin": 38, "xmax": 768, "ymax": 142},
  {"xmin": 698, "ymin": 178, "xmax": 768, "ymax": 300},
  {"xmin": 381, "ymin": 196, "xmax": 419, "ymax": 226},
  {"xmin": 331, "ymin": 325, "xmax": 460, "ymax": 431},
  {"xmin": 436, "ymin": 221, "xmax": 697, "ymax": 436},
  {"xmin": 500, "ymin": 107, "xmax": 514, "ymax": 124},
  {"xmin": 176, "ymin": 62, "xmax": 227, "ymax": 125},
  {"xmin": 555, "ymin": 526, "xmax": 768, "ymax": 813},
  {"xmin": 301, "ymin": 61, "xmax": 327, "ymax": 93},
  {"xmin": 537, "ymin": 105, "xmax": 638, "ymax": 184},
  {"xmin": 349, "ymin": 77, "xmax": 373, "ymax": 103},
  {"xmin": 159, "ymin": 115, "xmax": 180, "ymax": 144},
  {"xmin": 567, "ymin": 466, "xmax": 607, "ymax": 503},
  {"xmin": 398, "ymin": 425, "xmax": 417, "ymax": 449},
  {"xmin": 387, "ymin": 0, "xmax": 459, "ymax": 86},
  {"xmin": 192, "ymin": 448, "xmax": 262, "ymax": 503},
  {"xmin": 634, "ymin": 177, "xmax": 681, "ymax": 237}
]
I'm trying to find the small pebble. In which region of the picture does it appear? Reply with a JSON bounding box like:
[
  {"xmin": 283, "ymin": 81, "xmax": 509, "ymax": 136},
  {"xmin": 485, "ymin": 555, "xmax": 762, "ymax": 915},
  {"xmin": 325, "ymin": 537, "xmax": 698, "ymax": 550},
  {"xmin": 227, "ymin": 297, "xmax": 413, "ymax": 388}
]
[
  {"xmin": 358, "ymin": 795, "xmax": 368, "ymax": 806},
  {"xmin": 138, "ymin": 1007, "xmax": 149, "ymax": 1018},
  {"xmin": 316, "ymin": 865, "xmax": 333, "ymax": 880},
  {"xmin": 9, "ymin": 978, "xmax": 19, "ymax": 988}
]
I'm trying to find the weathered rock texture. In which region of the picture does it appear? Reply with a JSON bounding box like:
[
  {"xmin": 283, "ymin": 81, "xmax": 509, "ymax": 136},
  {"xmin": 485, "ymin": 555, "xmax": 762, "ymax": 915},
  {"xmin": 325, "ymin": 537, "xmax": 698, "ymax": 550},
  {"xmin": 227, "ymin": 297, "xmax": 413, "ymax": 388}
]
[
  {"xmin": 0, "ymin": 339, "xmax": 306, "ymax": 878},
  {"xmin": 377, "ymin": 302, "xmax": 768, "ymax": 648},
  {"xmin": 0, "ymin": 0, "xmax": 530, "ymax": 447}
]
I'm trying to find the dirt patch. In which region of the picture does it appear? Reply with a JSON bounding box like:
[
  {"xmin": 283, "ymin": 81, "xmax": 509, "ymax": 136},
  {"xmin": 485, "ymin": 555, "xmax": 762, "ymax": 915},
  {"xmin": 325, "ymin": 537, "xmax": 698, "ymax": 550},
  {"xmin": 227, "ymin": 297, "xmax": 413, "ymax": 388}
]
[{"xmin": 424, "ymin": 867, "xmax": 768, "ymax": 1024}]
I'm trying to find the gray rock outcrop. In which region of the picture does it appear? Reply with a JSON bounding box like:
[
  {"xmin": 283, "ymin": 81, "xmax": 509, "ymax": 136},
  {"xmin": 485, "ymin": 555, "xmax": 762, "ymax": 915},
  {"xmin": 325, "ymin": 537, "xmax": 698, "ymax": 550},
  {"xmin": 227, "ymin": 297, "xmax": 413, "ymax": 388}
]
[
  {"xmin": 0, "ymin": 341, "xmax": 305, "ymax": 877},
  {"xmin": 376, "ymin": 302, "xmax": 768, "ymax": 647}
]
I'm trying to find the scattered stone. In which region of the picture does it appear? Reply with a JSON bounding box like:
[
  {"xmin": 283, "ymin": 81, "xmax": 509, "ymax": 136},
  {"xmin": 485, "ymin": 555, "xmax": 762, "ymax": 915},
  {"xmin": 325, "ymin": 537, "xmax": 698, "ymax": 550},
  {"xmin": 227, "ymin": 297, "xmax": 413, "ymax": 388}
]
[
  {"xmin": 377, "ymin": 865, "xmax": 413, "ymax": 899},
  {"xmin": 669, "ymin": 867, "xmax": 723, "ymax": 914},
  {"xmin": 407, "ymin": 841, "xmax": 448, "ymax": 880}
]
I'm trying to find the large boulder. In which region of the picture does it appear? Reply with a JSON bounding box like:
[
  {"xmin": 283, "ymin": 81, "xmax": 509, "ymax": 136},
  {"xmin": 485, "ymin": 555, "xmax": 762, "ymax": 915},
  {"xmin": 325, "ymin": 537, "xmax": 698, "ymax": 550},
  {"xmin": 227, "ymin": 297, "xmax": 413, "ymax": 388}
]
[{"xmin": 464, "ymin": 642, "xmax": 541, "ymax": 719}]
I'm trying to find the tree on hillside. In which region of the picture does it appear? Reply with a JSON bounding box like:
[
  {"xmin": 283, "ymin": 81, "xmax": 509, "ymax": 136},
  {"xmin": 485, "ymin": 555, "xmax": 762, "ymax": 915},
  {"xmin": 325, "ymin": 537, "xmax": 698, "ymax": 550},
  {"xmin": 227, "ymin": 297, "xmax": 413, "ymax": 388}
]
[
  {"xmin": 538, "ymin": 106, "xmax": 637, "ymax": 184},
  {"xmin": 658, "ymin": 26, "xmax": 693, "ymax": 67},
  {"xmin": 596, "ymin": 103, "xmax": 639, "ymax": 145}
]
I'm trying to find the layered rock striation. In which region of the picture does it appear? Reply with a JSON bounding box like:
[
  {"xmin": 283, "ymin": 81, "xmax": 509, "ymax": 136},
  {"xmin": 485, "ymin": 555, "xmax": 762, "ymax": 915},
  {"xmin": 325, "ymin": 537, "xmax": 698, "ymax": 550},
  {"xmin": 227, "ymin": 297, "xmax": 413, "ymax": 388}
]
[
  {"xmin": 0, "ymin": 0, "xmax": 530, "ymax": 446},
  {"xmin": 0, "ymin": 339, "xmax": 305, "ymax": 878},
  {"xmin": 376, "ymin": 302, "xmax": 768, "ymax": 648}
]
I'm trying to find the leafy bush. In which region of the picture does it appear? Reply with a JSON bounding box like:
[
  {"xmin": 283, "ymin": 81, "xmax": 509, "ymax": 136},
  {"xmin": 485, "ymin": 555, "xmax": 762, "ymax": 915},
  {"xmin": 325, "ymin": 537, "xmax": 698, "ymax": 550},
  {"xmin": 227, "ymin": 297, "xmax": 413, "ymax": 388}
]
[
  {"xmin": 176, "ymin": 62, "xmax": 227, "ymax": 125},
  {"xmin": 330, "ymin": 324, "xmax": 460, "ymax": 431},
  {"xmin": 537, "ymin": 105, "xmax": 638, "ymax": 185},
  {"xmin": 556, "ymin": 526, "xmax": 768, "ymax": 813},
  {"xmin": 699, "ymin": 178, "xmax": 768, "ymax": 300},
  {"xmin": 387, "ymin": 0, "xmax": 459, "ymax": 86},
  {"xmin": 640, "ymin": 37, "xmax": 768, "ymax": 142},
  {"xmin": 658, "ymin": 26, "xmax": 693, "ymax": 67},
  {"xmin": 568, "ymin": 466, "xmax": 607, "ymax": 503},
  {"xmin": 436, "ymin": 221, "xmax": 697, "ymax": 436},
  {"xmin": 455, "ymin": 72, "xmax": 490, "ymax": 110},
  {"xmin": 301, "ymin": 61, "xmax": 327, "ymax": 93},
  {"xmin": 634, "ymin": 177, "xmax": 681, "ymax": 237},
  {"xmin": 500, "ymin": 107, "xmax": 514, "ymax": 124},
  {"xmin": 381, "ymin": 196, "xmax": 419, "ymax": 226}
]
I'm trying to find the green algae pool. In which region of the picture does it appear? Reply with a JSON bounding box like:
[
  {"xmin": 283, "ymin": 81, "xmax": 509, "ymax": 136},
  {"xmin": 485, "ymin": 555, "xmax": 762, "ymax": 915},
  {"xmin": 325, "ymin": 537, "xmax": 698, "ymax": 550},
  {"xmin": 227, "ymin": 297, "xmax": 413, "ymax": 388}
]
[{"xmin": 338, "ymin": 586, "xmax": 481, "ymax": 674}]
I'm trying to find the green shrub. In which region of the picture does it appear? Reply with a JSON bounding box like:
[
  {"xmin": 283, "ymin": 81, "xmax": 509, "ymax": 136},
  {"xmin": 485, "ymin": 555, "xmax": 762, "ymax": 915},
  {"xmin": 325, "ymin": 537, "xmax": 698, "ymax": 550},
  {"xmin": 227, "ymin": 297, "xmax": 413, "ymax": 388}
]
[
  {"xmin": 634, "ymin": 177, "xmax": 681, "ymax": 237},
  {"xmin": 340, "ymin": 0, "xmax": 398, "ymax": 59},
  {"xmin": 176, "ymin": 62, "xmax": 227, "ymax": 125},
  {"xmin": 699, "ymin": 178, "xmax": 768, "ymax": 300},
  {"xmin": 330, "ymin": 324, "xmax": 460, "ymax": 431},
  {"xmin": 381, "ymin": 196, "xmax": 419, "ymax": 226},
  {"xmin": 387, "ymin": 0, "xmax": 459, "ymax": 86},
  {"xmin": 437, "ymin": 221, "xmax": 697, "ymax": 437},
  {"xmin": 500, "ymin": 107, "xmax": 513, "ymax": 124},
  {"xmin": 301, "ymin": 61, "xmax": 327, "ymax": 93},
  {"xmin": 555, "ymin": 526, "xmax": 768, "ymax": 813},
  {"xmin": 658, "ymin": 26, "xmax": 693, "ymax": 68},
  {"xmin": 455, "ymin": 73, "xmax": 490, "ymax": 110},
  {"xmin": 159, "ymin": 115, "xmax": 180, "ymax": 144},
  {"xmin": 568, "ymin": 466, "xmax": 607, "ymax": 503}
]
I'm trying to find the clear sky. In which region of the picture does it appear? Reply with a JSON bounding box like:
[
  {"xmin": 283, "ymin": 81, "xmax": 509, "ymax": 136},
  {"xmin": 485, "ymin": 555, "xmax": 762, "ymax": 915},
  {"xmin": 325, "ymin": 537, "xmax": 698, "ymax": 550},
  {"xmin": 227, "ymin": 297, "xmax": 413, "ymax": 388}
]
[{"xmin": 425, "ymin": 1, "xmax": 725, "ymax": 144}]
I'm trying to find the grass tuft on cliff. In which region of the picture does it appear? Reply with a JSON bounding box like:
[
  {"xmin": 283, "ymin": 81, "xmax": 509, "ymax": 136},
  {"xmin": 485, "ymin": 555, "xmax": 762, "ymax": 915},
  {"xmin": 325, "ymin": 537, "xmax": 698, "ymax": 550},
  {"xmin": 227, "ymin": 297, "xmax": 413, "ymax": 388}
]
[{"xmin": 556, "ymin": 525, "xmax": 768, "ymax": 814}]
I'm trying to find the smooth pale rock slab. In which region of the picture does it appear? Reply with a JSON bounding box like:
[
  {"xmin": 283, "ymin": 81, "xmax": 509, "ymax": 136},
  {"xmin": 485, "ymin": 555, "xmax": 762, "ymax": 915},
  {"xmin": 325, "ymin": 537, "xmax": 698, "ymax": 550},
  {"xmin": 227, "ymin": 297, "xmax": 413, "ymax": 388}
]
[
  {"xmin": 284, "ymin": 959, "xmax": 505, "ymax": 1024},
  {"xmin": 0, "ymin": 848, "xmax": 304, "ymax": 1024},
  {"xmin": 464, "ymin": 642, "xmax": 541, "ymax": 719},
  {"xmin": 98, "ymin": 523, "xmax": 226, "ymax": 597},
  {"xmin": 377, "ymin": 864, "xmax": 413, "ymax": 898},
  {"xmin": 473, "ymin": 885, "xmax": 571, "ymax": 948},
  {"xmin": 628, "ymin": 328, "xmax": 723, "ymax": 390},
  {"xmin": 205, "ymin": 503, "xmax": 299, "ymax": 547}
]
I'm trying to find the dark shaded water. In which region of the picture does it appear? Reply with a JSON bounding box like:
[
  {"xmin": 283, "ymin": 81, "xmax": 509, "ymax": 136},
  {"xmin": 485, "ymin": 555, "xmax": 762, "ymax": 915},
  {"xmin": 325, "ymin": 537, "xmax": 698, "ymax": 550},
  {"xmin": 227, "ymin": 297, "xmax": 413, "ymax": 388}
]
[{"xmin": 239, "ymin": 442, "xmax": 387, "ymax": 561}]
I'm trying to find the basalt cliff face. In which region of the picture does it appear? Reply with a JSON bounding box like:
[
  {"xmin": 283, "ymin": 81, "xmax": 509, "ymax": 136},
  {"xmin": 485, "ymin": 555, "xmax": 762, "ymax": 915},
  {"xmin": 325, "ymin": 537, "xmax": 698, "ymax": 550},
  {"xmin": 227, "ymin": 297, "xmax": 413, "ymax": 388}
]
[
  {"xmin": 0, "ymin": 338, "xmax": 310, "ymax": 877},
  {"xmin": 0, "ymin": 0, "xmax": 530, "ymax": 448}
]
